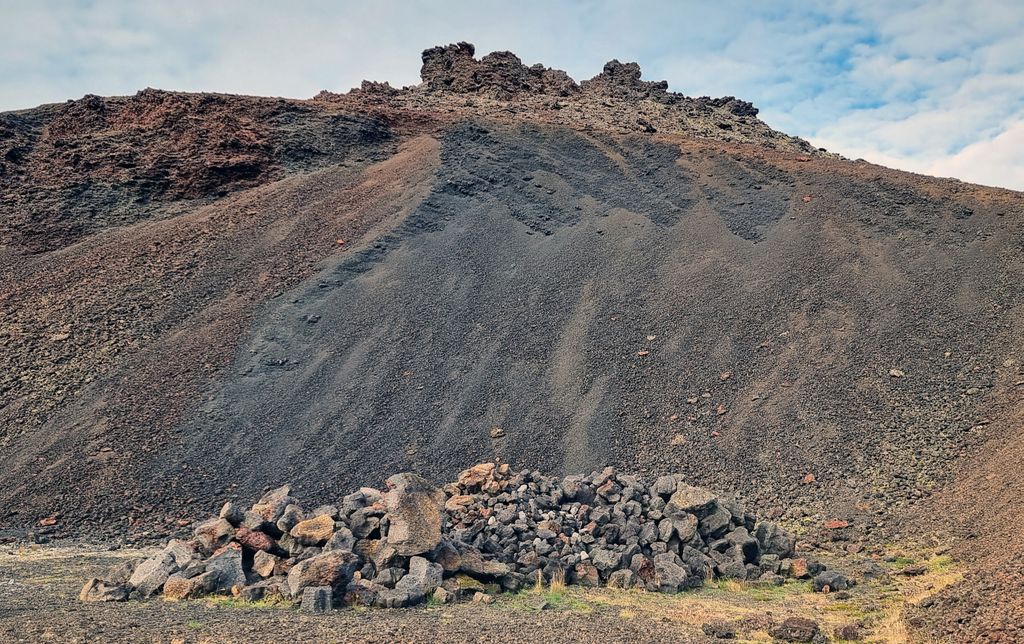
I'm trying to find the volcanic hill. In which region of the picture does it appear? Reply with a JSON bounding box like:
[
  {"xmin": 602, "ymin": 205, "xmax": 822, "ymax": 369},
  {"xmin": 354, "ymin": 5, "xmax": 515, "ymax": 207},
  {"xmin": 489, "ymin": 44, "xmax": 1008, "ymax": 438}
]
[{"xmin": 1, "ymin": 42, "xmax": 1023, "ymax": 640}]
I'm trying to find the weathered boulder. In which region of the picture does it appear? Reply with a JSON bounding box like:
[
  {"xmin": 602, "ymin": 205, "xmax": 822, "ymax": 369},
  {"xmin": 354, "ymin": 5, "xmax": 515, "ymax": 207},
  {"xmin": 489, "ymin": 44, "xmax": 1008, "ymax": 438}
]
[
  {"xmin": 276, "ymin": 503, "xmax": 305, "ymax": 534},
  {"xmin": 384, "ymin": 472, "xmax": 445, "ymax": 556},
  {"xmin": 665, "ymin": 484, "xmax": 718, "ymax": 518},
  {"xmin": 654, "ymin": 553, "xmax": 688, "ymax": 592},
  {"xmin": 394, "ymin": 555, "xmax": 443, "ymax": 600},
  {"xmin": 235, "ymin": 526, "xmax": 279, "ymax": 554},
  {"xmin": 724, "ymin": 527, "xmax": 760, "ymax": 563},
  {"xmin": 164, "ymin": 540, "xmax": 196, "ymax": 567},
  {"xmin": 590, "ymin": 548, "xmax": 623, "ymax": 575},
  {"xmin": 607, "ymin": 569, "xmax": 639, "ymax": 589},
  {"xmin": 290, "ymin": 514, "xmax": 335, "ymax": 546},
  {"xmin": 813, "ymin": 570, "xmax": 850, "ymax": 593},
  {"xmin": 651, "ymin": 475, "xmax": 679, "ymax": 497},
  {"xmin": 100, "ymin": 559, "xmax": 139, "ymax": 585},
  {"xmin": 79, "ymin": 578, "xmax": 128, "ymax": 602},
  {"xmin": 193, "ymin": 518, "xmax": 234, "ymax": 554},
  {"xmin": 375, "ymin": 587, "xmax": 418, "ymax": 608},
  {"xmin": 345, "ymin": 578, "xmax": 386, "ymax": 606},
  {"xmin": 127, "ymin": 551, "xmax": 178, "ymax": 597},
  {"xmin": 219, "ymin": 501, "xmax": 244, "ymax": 527},
  {"xmin": 755, "ymin": 522, "xmax": 796, "ymax": 558},
  {"xmin": 251, "ymin": 484, "xmax": 294, "ymax": 523},
  {"xmin": 323, "ymin": 526, "xmax": 355, "ymax": 552},
  {"xmin": 205, "ymin": 543, "xmax": 246, "ymax": 593},
  {"xmin": 574, "ymin": 562, "xmax": 600, "ymax": 586},
  {"xmin": 252, "ymin": 550, "xmax": 280, "ymax": 578},
  {"xmin": 458, "ymin": 550, "xmax": 510, "ymax": 578},
  {"xmin": 286, "ymin": 551, "xmax": 360, "ymax": 598},
  {"xmin": 163, "ymin": 571, "xmax": 216, "ymax": 600}
]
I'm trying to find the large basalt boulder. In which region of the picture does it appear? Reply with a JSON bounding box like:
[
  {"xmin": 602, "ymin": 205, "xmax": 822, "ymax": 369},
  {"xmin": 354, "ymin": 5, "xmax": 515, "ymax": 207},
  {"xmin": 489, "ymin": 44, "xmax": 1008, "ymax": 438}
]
[
  {"xmin": 653, "ymin": 553, "xmax": 688, "ymax": 592},
  {"xmin": 193, "ymin": 518, "xmax": 235, "ymax": 554},
  {"xmin": 251, "ymin": 484, "xmax": 294, "ymax": 523},
  {"xmin": 323, "ymin": 526, "xmax": 355, "ymax": 552},
  {"xmin": 235, "ymin": 526, "xmax": 280, "ymax": 554},
  {"xmin": 79, "ymin": 578, "xmax": 128, "ymax": 602},
  {"xmin": 384, "ymin": 472, "xmax": 445, "ymax": 556},
  {"xmin": 252, "ymin": 550, "xmax": 280, "ymax": 578},
  {"xmin": 127, "ymin": 551, "xmax": 178, "ymax": 597},
  {"xmin": 755, "ymin": 522, "xmax": 796, "ymax": 558},
  {"xmin": 665, "ymin": 484, "xmax": 718, "ymax": 518},
  {"xmin": 163, "ymin": 571, "xmax": 216, "ymax": 600},
  {"xmin": 286, "ymin": 551, "xmax": 360, "ymax": 598},
  {"xmin": 205, "ymin": 543, "xmax": 246, "ymax": 593},
  {"xmin": 394, "ymin": 556, "xmax": 443, "ymax": 601}
]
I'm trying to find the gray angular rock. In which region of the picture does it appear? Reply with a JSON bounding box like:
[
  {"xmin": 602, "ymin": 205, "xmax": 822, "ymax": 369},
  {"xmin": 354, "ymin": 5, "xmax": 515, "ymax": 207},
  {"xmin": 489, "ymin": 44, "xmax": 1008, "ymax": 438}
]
[
  {"xmin": 755, "ymin": 522, "xmax": 796, "ymax": 558},
  {"xmin": 717, "ymin": 559, "xmax": 747, "ymax": 580},
  {"xmin": 724, "ymin": 526, "xmax": 760, "ymax": 563},
  {"xmin": 276, "ymin": 503, "xmax": 306, "ymax": 534},
  {"xmin": 698, "ymin": 504, "xmax": 732, "ymax": 539},
  {"xmin": 651, "ymin": 475, "xmax": 678, "ymax": 497},
  {"xmin": 653, "ymin": 553, "xmax": 688, "ymax": 592},
  {"xmin": 375, "ymin": 587, "xmax": 417, "ymax": 608},
  {"xmin": 205, "ymin": 544, "xmax": 246, "ymax": 593},
  {"xmin": 324, "ymin": 526, "xmax": 355, "ymax": 552},
  {"xmin": 607, "ymin": 569, "xmax": 638, "ymax": 589},
  {"xmin": 219, "ymin": 501, "xmax": 244, "ymax": 526},
  {"xmin": 163, "ymin": 539, "xmax": 196, "ymax": 568},
  {"xmin": 252, "ymin": 550, "xmax": 280, "ymax": 578},
  {"xmin": 193, "ymin": 518, "xmax": 235, "ymax": 554},
  {"xmin": 163, "ymin": 571, "xmax": 217, "ymax": 600},
  {"xmin": 665, "ymin": 483, "xmax": 718, "ymax": 518},
  {"xmin": 127, "ymin": 551, "xmax": 177, "ymax": 597},
  {"xmin": 301, "ymin": 586, "xmax": 333, "ymax": 613},
  {"xmin": 251, "ymin": 484, "xmax": 294, "ymax": 523},
  {"xmin": 395, "ymin": 555, "xmax": 444, "ymax": 599},
  {"xmin": 672, "ymin": 513, "xmax": 699, "ymax": 542},
  {"xmin": 590, "ymin": 548, "xmax": 623, "ymax": 574}
]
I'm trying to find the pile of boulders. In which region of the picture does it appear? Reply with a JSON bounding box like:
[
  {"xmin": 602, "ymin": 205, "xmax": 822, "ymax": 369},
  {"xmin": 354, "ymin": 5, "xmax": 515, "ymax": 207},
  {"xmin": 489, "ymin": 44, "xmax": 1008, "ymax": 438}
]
[{"xmin": 81, "ymin": 463, "xmax": 844, "ymax": 611}]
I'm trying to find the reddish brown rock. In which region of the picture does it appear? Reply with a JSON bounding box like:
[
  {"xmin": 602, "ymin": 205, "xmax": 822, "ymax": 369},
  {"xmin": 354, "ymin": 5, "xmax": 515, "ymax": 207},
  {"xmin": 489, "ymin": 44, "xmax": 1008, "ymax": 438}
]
[{"xmin": 235, "ymin": 527, "xmax": 278, "ymax": 553}]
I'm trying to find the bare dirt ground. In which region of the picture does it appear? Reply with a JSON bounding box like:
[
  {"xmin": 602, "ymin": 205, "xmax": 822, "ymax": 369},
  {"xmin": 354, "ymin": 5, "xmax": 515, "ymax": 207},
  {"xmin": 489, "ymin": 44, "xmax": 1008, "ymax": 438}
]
[{"xmin": 0, "ymin": 544, "xmax": 961, "ymax": 643}]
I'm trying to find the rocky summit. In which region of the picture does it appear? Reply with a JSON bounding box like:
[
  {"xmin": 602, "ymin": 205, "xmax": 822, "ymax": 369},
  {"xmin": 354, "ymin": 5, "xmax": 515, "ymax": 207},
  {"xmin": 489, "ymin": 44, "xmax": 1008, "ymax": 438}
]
[
  {"xmin": 2, "ymin": 42, "xmax": 1024, "ymax": 641},
  {"xmin": 82, "ymin": 464, "xmax": 846, "ymax": 611}
]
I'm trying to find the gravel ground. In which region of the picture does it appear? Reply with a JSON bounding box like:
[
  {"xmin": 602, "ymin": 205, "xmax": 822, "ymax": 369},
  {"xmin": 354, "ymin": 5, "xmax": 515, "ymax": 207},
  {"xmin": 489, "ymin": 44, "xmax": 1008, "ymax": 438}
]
[{"xmin": 0, "ymin": 546, "xmax": 711, "ymax": 643}]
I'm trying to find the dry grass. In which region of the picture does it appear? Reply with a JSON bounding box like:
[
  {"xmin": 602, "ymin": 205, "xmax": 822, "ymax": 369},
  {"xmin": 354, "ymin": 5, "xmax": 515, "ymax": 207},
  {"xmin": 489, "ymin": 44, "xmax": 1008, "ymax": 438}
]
[
  {"xmin": 876, "ymin": 605, "xmax": 910, "ymax": 643},
  {"xmin": 549, "ymin": 567, "xmax": 566, "ymax": 593}
]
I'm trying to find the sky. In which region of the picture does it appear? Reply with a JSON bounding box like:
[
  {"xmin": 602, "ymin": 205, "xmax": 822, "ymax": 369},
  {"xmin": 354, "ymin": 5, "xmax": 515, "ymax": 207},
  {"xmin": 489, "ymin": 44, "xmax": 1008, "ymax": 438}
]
[{"xmin": 2, "ymin": 1, "xmax": 1022, "ymax": 190}]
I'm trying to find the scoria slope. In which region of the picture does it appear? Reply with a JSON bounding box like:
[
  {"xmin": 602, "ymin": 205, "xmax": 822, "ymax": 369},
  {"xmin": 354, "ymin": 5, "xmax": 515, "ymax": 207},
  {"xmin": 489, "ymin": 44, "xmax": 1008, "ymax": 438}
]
[{"xmin": 1, "ymin": 43, "xmax": 1023, "ymax": 641}]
